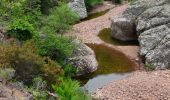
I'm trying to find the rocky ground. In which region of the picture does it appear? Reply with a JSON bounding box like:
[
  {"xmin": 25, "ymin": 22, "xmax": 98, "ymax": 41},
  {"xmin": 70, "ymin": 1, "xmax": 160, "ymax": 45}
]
[
  {"xmin": 93, "ymin": 70, "xmax": 170, "ymax": 100},
  {"xmin": 0, "ymin": 83, "xmax": 31, "ymax": 99}
]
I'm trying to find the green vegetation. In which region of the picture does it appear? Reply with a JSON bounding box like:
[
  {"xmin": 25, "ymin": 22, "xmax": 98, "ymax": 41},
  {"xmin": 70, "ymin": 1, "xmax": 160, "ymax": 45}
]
[
  {"xmin": 0, "ymin": 0, "xmax": 89, "ymax": 99},
  {"xmin": 145, "ymin": 63, "xmax": 155, "ymax": 71},
  {"xmin": 41, "ymin": 2, "xmax": 79, "ymax": 34},
  {"xmin": 52, "ymin": 78, "xmax": 91, "ymax": 100},
  {"xmin": 85, "ymin": 0, "xmax": 104, "ymax": 10}
]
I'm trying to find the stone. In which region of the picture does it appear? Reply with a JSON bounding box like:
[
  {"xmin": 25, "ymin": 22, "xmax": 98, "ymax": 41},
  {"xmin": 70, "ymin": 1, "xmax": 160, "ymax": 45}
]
[
  {"xmin": 68, "ymin": 0, "xmax": 87, "ymax": 19},
  {"xmin": 111, "ymin": 16, "xmax": 137, "ymax": 41},
  {"xmin": 111, "ymin": 0, "xmax": 170, "ymax": 69},
  {"xmin": 68, "ymin": 40, "xmax": 98, "ymax": 76}
]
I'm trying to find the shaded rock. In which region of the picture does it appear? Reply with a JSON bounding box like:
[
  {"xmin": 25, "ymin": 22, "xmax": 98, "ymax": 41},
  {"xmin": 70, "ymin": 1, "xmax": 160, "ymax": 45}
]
[
  {"xmin": 68, "ymin": 0, "xmax": 87, "ymax": 19},
  {"xmin": 111, "ymin": 16, "xmax": 137, "ymax": 41},
  {"xmin": 68, "ymin": 40, "xmax": 98, "ymax": 76}
]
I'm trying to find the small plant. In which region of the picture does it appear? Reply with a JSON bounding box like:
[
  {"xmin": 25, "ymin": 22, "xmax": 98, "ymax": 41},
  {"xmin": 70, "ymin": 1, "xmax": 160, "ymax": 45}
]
[
  {"xmin": 145, "ymin": 63, "xmax": 155, "ymax": 70},
  {"xmin": 52, "ymin": 78, "xmax": 91, "ymax": 100},
  {"xmin": 0, "ymin": 68, "xmax": 15, "ymax": 83},
  {"xmin": 27, "ymin": 77, "xmax": 48, "ymax": 100}
]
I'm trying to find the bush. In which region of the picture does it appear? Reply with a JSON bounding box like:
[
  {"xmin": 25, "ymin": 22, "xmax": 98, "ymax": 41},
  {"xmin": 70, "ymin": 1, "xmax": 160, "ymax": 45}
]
[
  {"xmin": 35, "ymin": 34, "xmax": 75, "ymax": 61},
  {"xmin": 0, "ymin": 42, "xmax": 63, "ymax": 84},
  {"xmin": 85, "ymin": 0, "xmax": 104, "ymax": 10},
  {"xmin": 52, "ymin": 78, "xmax": 91, "ymax": 100},
  {"xmin": 35, "ymin": 34, "xmax": 77, "ymax": 76},
  {"xmin": 6, "ymin": 17, "xmax": 35, "ymax": 41},
  {"xmin": 41, "ymin": 2, "xmax": 79, "ymax": 34},
  {"xmin": 27, "ymin": 77, "xmax": 48, "ymax": 100}
]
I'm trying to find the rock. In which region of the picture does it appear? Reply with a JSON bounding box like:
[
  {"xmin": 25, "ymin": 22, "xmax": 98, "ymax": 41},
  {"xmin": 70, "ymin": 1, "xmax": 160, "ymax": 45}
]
[
  {"xmin": 0, "ymin": 83, "xmax": 31, "ymax": 100},
  {"xmin": 111, "ymin": 0, "xmax": 170, "ymax": 69},
  {"xmin": 68, "ymin": 40, "xmax": 98, "ymax": 76},
  {"xmin": 68, "ymin": 0, "xmax": 87, "ymax": 19},
  {"xmin": 111, "ymin": 16, "xmax": 137, "ymax": 41}
]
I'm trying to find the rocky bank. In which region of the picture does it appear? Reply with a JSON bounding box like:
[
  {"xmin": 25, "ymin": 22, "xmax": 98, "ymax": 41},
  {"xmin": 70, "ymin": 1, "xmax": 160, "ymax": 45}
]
[{"xmin": 111, "ymin": 0, "xmax": 170, "ymax": 69}]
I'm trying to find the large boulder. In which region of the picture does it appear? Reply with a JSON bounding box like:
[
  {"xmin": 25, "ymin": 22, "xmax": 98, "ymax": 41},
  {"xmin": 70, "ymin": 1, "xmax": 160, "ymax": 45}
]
[
  {"xmin": 111, "ymin": 0, "xmax": 170, "ymax": 69},
  {"xmin": 111, "ymin": 0, "xmax": 168, "ymax": 41},
  {"xmin": 68, "ymin": 40, "xmax": 98, "ymax": 76},
  {"xmin": 111, "ymin": 16, "xmax": 137, "ymax": 41},
  {"xmin": 68, "ymin": 0, "xmax": 87, "ymax": 19}
]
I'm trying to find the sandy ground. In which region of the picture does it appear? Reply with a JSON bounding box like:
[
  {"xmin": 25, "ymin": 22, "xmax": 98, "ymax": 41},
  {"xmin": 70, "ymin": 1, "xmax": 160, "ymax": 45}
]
[{"xmin": 93, "ymin": 70, "xmax": 170, "ymax": 100}]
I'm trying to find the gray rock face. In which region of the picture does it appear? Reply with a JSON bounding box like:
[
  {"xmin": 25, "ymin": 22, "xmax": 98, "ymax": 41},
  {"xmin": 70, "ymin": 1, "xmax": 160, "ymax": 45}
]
[
  {"xmin": 68, "ymin": 40, "xmax": 98, "ymax": 76},
  {"xmin": 111, "ymin": 16, "xmax": 137, "ymax": 41},
  {"xmin": 111, "ymin": 0, "xmax": 170, "ymax": 69},
  {"xmin": 68, "ymin": 0, "xmax": 87, "ymax": 19}
]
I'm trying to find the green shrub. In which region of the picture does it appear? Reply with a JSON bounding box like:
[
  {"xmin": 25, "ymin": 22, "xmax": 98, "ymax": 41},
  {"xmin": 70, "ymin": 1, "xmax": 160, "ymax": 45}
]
[
  {"xmin": 35, "ymin": 34, "xmax": 77, "ymax": 76},
  {"xmin": 35, "ymin": 34, "xmax": 75, "ymax": 61},
  {"xmin": 41, "ymin": 2, "xmax": 79, "ymax": 34},
  {"xmin": 85, "ymin": 0, "xmax": 104, "ymax": 10},
  {"xmin": 52, "ymin": 78, "xmax": 91, "ymax": 100},
  {"xmin": 27, "ymin": 77, "xmax": 48, "ymax": 100},
  {"xmin": 6, "ymin": 17, "xmax": 35, "ymax": 41},
  {"xmin": 0, "ymin": 42, "xmax": 63, "ymax": 84}
]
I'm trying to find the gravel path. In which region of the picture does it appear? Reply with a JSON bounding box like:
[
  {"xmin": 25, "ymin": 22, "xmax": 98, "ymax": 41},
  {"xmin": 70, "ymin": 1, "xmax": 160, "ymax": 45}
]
[{"xmin": 93, "ymin": 70, "xmax": 170, "ymax": 100}]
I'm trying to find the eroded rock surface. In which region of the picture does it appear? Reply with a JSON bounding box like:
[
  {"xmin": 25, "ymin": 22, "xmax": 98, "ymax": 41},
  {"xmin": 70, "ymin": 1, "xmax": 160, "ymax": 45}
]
[
  {"xmin": 68, "ymin": 0, "xmax": 87, "ymax": 19},
  {"xmin": 68, "ymin": 40, "xmax": 98, "ymax": 76},
  {"xmin": 111, "ymin": 0, "xmax": 170, "ymax": 69}
]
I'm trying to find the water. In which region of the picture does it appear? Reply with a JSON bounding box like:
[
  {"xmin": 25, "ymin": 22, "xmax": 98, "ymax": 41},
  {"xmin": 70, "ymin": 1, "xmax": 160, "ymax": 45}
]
[
  {"xmin": 76, "ymin": 44, "xmax": 136, "ymax": 92},
  {"xmin": 78, "ymin": 10, "xmax": 109, "ymax": 23},
  {"xmin": 98, "ymin": 28, "xmax": 139, "ymax": 46}
]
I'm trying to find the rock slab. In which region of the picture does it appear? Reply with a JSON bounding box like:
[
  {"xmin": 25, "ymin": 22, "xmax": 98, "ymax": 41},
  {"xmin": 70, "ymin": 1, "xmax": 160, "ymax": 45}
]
[{"xmin": 111, "ymin": 0, "xmax": 170, "ymax": 69}]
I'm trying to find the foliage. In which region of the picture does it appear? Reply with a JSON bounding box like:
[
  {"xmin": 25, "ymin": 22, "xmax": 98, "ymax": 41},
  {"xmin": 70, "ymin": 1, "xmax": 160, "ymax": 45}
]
[
  {"xmin": 35, "ymin": 34, "xmax": 75, "ymax": 61},
  {"xmin": 0, "ymin": 42, "xmax": 63, "ymax": 84},
  {"xmin": 6, "ymin": 17, "xmax": 35, "ymax": 41},
  {"xmin": 41, "ymin": 2, "xmax": 79, "ymax": 34},
  {"xmin": 85, "ymin": 0, "xmax": 104, "ymax": 10},
  {"xmin": 52, "ymin": 78, "xmax": 91, "ymax": 100},
  {"xmin": 0, "ymin": 0, "xmax": 41, "ymax": 26},
  {"xmin": 35, "ymin": 34, "xmax": 77, "ymax": 77},
  {"xmin": 145, "ymin": 63, "xmax": 155, "ymax": 71},
  {"xmin": 27, "ymin": 77, "xmax": 48, "ymax": 100},
  {"xmin": 0, "ymin": 68, "xmax": 15, "ymax": 82}
]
